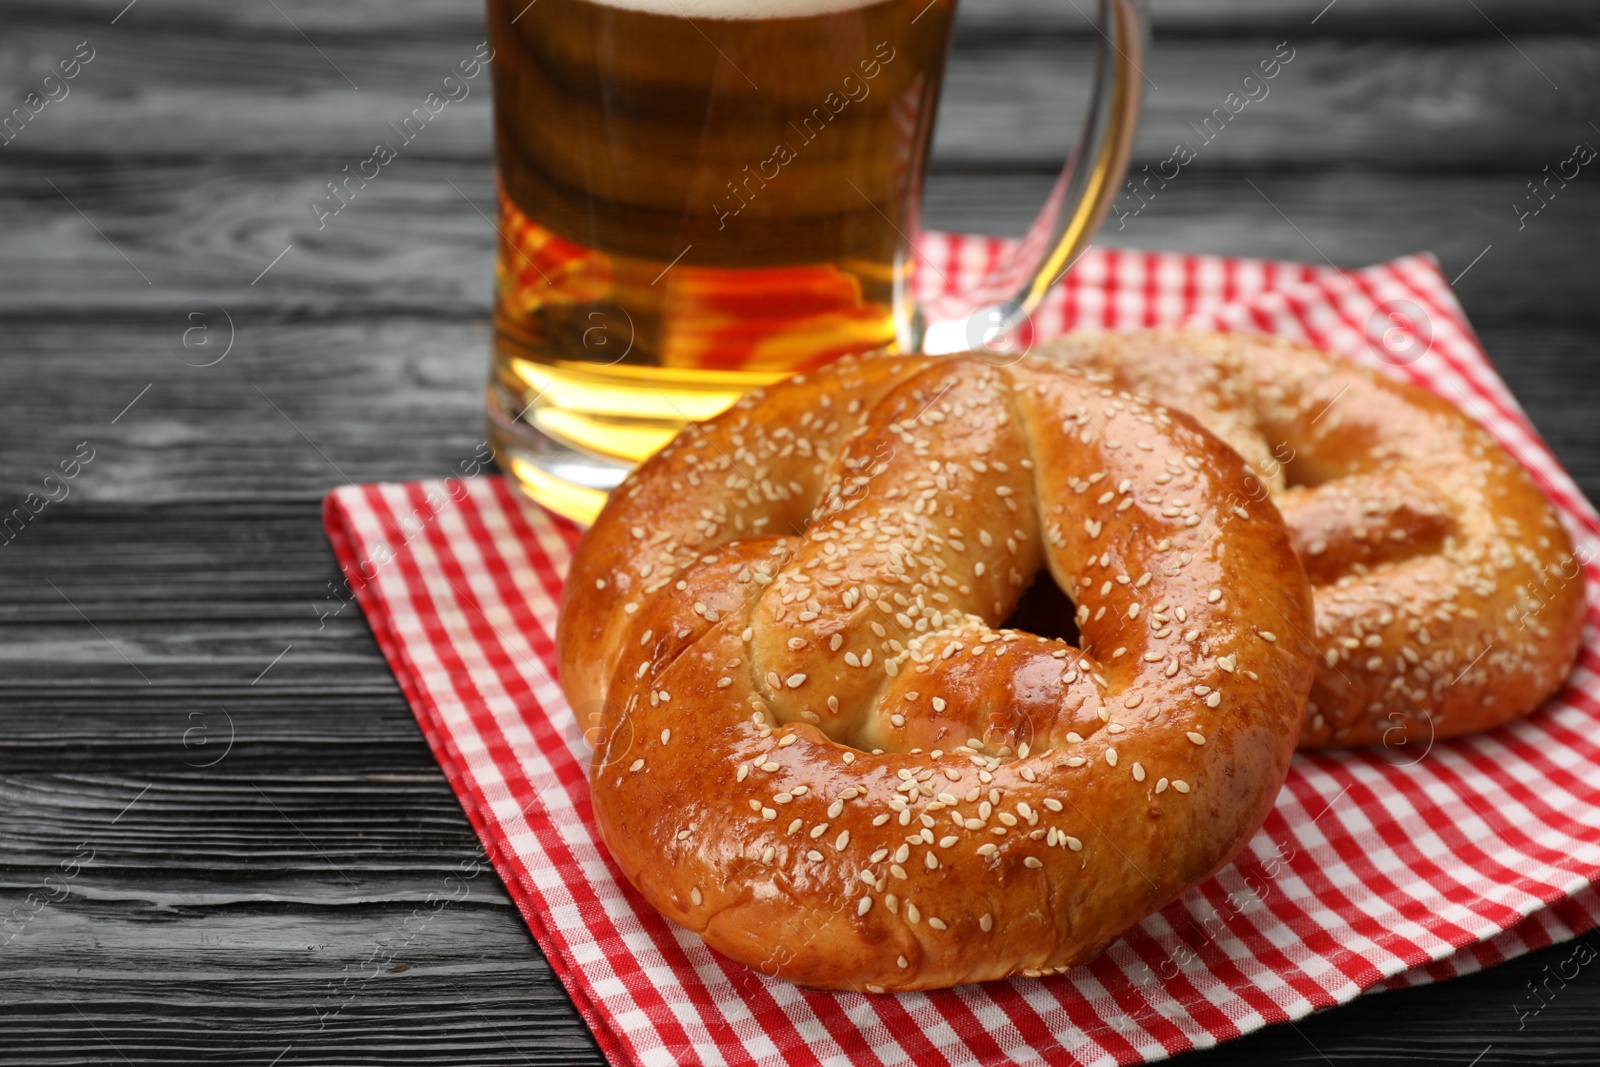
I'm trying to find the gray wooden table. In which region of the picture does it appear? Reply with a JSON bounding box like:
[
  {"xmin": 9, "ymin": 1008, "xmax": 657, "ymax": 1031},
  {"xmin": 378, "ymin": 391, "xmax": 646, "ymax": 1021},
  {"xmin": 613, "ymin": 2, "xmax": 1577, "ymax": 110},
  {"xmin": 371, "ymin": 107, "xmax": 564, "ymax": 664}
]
[{"xmin": 3, "ymin": 0, "xmax": 1598, "ymax": 1063}]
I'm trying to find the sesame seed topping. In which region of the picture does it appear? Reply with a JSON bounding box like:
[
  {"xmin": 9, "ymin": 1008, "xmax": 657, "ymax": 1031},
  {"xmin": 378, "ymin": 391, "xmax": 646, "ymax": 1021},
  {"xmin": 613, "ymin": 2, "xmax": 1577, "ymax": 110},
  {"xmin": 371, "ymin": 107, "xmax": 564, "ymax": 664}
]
[
  {"xmin": 1023, "ymin": 857, "xmax": 1044, "ymax": 869},
  {"xmin": 1187, "ymin": 731, "xmax": 1206, "ymax": 746}
]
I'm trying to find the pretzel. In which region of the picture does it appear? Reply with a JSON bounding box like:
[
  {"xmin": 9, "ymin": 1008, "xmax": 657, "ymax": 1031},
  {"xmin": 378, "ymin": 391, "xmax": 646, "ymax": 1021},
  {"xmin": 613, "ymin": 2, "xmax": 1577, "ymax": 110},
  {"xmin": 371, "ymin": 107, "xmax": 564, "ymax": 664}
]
[
  {"xmin": 557, "ymin": 353, "xmax": 1315, "ymax": 991},
  {"xmin": 1036, "ymin": 330, "xmax": 1585, "ymax": 748}
]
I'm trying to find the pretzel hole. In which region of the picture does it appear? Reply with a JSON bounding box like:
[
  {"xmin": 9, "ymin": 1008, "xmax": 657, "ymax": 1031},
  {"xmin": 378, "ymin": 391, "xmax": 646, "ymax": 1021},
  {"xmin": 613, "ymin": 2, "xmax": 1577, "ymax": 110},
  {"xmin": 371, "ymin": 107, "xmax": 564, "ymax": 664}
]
[
  {"xmin": 1001, "ymin": 571, "xmax": 1081, "ymax": 648},
  {"xmin": 1277, "ymin": 447, "xmax": 1339, "ymax": 491}
]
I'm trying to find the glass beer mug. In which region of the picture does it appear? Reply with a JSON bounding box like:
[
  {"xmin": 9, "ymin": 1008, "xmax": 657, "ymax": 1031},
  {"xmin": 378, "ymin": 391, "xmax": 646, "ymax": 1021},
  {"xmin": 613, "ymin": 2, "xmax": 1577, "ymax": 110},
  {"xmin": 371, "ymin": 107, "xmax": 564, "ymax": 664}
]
[{"xmin": 484, "ymin": 0, "xmax": 1147, "ymax": 524}]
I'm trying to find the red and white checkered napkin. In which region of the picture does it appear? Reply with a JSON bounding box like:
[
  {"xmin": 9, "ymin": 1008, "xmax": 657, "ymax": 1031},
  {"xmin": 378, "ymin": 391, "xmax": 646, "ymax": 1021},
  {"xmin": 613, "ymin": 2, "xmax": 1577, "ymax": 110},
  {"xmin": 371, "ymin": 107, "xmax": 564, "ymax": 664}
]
[{"xmin": 323, "ymin": 234, "xmax": 1600, "ymax": 1067}]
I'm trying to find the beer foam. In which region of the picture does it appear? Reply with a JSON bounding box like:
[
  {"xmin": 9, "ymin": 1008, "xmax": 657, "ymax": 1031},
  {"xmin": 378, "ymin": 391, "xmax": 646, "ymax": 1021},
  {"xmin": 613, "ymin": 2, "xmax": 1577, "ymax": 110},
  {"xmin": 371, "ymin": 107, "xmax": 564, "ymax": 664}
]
[{"xmin": 583, "ymin": 0, "xmax": 883, "ymax": 18}]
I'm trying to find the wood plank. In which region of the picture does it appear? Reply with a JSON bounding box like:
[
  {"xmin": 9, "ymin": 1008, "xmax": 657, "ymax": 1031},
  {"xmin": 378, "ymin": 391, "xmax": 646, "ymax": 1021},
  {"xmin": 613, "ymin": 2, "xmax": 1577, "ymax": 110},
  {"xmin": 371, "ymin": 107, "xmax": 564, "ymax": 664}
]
[
  {"xmin": 2, "ymin": 312, "xmax": 1597, "ymax": 510},
  {"xmin": 958, "ymin": 0, "xmax": 1600, "ymax": 35},
  {"xmin": 2, "ymin": 882, "xmax": 605, "ymax": 1066},
  {"xmin": 0, "ymin": 315, "xmax": 493, "ymax": 503},
  {"xmin": 934, "ymin": 36, "xmax": 1597, "ymax": 169},
  {"xmin": 1, "ymin": 771, "xmax": 1596, "ymax": 1065},
  {"xmin": 0, "ymin": 979, "xmax": 606, "ymax": 1067},
  {"xmin": 0, "ymin": 773, "xmax": 504, "ymax": 874},
  {"xmin": 0, "ymin": 161, "xmax": 1592, "ymax": 330},
  {"xmin": 3, "ymin": 24, "xmax": 1593, "ymax": 168},
  {"xmin": 5, "ymin": 0, "xmax": 1593, "ymax": 36},
  {"xmin": 922, "ymin": 170, "xmax": 1600, "ymax": 329}
]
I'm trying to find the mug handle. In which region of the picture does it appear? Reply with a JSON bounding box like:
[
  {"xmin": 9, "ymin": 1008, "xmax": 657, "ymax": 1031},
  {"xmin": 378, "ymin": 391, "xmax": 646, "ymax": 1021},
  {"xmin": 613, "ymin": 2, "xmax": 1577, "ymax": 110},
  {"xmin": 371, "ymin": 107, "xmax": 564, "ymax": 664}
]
[{"xmin": 921, "ymin": 0, "xmax": 1149, "ymax": 354}]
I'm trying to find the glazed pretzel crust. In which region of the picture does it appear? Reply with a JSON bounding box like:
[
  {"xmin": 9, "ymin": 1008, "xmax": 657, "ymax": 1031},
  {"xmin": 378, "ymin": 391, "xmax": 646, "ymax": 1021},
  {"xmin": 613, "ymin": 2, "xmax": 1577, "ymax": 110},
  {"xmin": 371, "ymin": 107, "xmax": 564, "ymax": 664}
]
[
  {"xmin": 558, "ymin": 353, "xmax": 1315, "ymax": 991},
  {"xmin": 1036, "ymin": 330, "xmax": 1585, "ymax": 748}
]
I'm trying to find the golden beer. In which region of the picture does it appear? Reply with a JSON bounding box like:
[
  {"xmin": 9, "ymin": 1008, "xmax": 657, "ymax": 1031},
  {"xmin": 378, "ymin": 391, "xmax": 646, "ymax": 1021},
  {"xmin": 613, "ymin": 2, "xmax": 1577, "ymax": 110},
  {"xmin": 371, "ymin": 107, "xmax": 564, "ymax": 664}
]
[{"xmin": 484, "ymin": 0, "xmax": 1145, "ymax": 522}]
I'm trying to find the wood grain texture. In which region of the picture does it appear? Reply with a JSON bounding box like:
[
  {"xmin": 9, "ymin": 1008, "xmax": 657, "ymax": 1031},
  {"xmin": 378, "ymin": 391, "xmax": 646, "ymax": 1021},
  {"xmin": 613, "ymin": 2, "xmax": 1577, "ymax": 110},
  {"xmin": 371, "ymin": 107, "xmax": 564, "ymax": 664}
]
[
  {"xmin": 3, "ymin": 319, "xmax": 1598, "ymax": 504},
  {"xmin": 2, "ymin": 27, "xmax": 1595, "ymax": 167},
  {"xmin": 4, "ymin": 0, "xmax": 1596, "ymax": 35},
  {"xmin": 2, "ymin": 160, "xmax": 1597, "ymax": 326},
  {"xmin": 4, "ymin": 0, "xmax": 1600, "ymax": 1062},
  {"xmin": 2, "ymin": 501, "xmax": 1600, "ymax": 1065}
]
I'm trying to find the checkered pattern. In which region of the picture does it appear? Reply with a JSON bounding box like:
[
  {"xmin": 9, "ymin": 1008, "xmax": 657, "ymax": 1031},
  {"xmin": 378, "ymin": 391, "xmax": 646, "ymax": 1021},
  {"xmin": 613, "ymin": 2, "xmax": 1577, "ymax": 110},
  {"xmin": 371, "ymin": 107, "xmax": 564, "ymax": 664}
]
[{"xmin": 323, "ymin": 234, "xmax": 1600, "ymax": 1067}]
